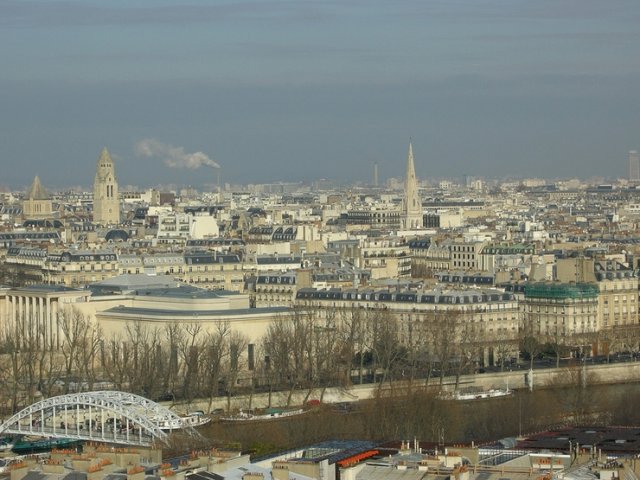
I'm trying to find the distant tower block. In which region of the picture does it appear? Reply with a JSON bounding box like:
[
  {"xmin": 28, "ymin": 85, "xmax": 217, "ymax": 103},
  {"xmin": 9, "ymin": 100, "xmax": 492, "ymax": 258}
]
[
  {"xmin": 629, "ymin": 150, "xmax": 640, "ymax": 181},
  {"xmin": 93, "ymin": 147, "xmax": 120, "ymax": 225},
  {"xmin": 401, "ymin": 142, "xmax": 423, "ymax": 229},
  {"xmin": 373, "ymin": 162, "xmax": 379, "ymax": 187}
]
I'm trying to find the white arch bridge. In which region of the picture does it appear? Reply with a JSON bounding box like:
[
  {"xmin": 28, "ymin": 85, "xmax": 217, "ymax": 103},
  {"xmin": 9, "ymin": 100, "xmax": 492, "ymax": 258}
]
[{"xmin": 0, "ymin": 391, "xmax": 195, "ymax": 447}]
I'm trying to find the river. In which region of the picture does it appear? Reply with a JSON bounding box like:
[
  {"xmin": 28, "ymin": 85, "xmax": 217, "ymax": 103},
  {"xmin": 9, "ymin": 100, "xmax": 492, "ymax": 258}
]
[{"xmin": 173, "ymin": 381, "xmax": 640, "ymax": 458}]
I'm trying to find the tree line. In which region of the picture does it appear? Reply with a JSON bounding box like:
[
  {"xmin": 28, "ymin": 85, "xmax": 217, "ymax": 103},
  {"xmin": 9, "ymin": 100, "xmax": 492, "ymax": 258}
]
[{"xmin": 2, "ymin": 304, "xmax": 640, "ymax": 415}]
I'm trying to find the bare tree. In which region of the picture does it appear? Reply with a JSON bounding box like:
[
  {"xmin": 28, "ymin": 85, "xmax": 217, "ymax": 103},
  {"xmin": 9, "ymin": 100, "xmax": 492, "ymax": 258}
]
[
  {"xmin": 125, "ymin": 323, "xmax": 168, "ymax": 400},
  {"xmin": 368, "ymin": 309, "xmax": 403, "ymax": 393},
  {"xmin": 619, "ymin": 325, "xmax": 640, "ymax": 357},
  {"xmin": 224, "ymin": 330, "xmax": 248, "ymax": 411},
  {"xmin": 179, "ymin": 323, "xmax": 204, "ymax": 405},
  {"xmin": 451, "ymin": 314, "xmax": 484, "ymax": 391},
  {"xmin": 262, "ymin": 308, "xmax": 314, "ymax": 407},
  {"xmin": 163, "ymin": 323, "xmax": 184, "ymax": 398},
  {"xmin": 544, "ymin": 325, "xmax": 570, "ymax": 368},
  {"xmin": 427, "ymin": 312, "xmax": 458, "ymax": 388},
  {"xmin": 202, "ymin": 323, "xmax": 230, "ymax": 413},
  {"xmin": 520, "ymin": 315, "xmax": 543, "ymax": 369},
  {"xmin": 262, "ymin": 317, "xmax": 291, "ymax": 407},
  {"xmin": 310, "ymin": 310, "xmax": 342, "ymax": 402},
  {"xmin": 402, "ymin": 312, "xmax": 432, "ymax": 390},
  {"xmin": 18, "ymin": 311, "xmax": 49, "ymax": 404},
  {"xmin": 337, "ymin": 307, "xmax": 366, "ymax": 384},
  {"xmin": 491, "ymin": 327, "xmax": 517, "ymax": 371},
  {"xmin": 0, "ymin": 322, "xmax": 25, "ymax": 413},
  {"xmin": 122, "ymin": 322, "xmax": 154, "ymax": 397},
  {"xmin": 101, "ymin": 334, "xmax": 129, "ymax": 391},
  {"xmin": 245, "ymin": 341, "xmax": 265, "ymax": 410},
  {"xmin": 58, "ymin": 306, "xmax": 98, "ymax": 393},
  {"xmin": 289, "ymin": 308, "xmax": 314, "ymax": 405}
]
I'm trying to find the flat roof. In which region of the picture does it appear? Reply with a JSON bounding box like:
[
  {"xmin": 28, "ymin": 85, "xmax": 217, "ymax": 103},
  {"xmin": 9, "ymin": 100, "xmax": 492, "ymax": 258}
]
[
  {"xmin": 9, "ymin": 285, "xmax": 85, "ymax": 294},
  {"xmin": 517, "ymin": 426, "xmax": 640, "ymax": 454},
  {"xmin": 100, "ymin": 306, "xmax": 289, "ymax": 318},
  {"xmin": 91, "ymin": 274, "xmax": 179, "ymax": 289}
]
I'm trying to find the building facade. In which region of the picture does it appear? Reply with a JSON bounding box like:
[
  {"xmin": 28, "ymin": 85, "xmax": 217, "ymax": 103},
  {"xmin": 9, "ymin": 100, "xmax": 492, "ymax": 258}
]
[
  {"xmin": 0, "ymin": 285, "xmax": 91, "ymax": 350},
  {"xmin": 295, "ymin": 286, "xmax": 520, "ymax": 366},
  {"xmin": 594, "ymin": 260, "xmax": 638, "ymax": 329},
  {"xmin": 522, "ymin": 282, "xmax": 599, "ymax": 341}
]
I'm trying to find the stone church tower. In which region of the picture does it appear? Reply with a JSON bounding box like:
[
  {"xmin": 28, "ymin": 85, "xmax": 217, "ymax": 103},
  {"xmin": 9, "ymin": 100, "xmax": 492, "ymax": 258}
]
[
  {"xmin": 23, "ymin": 175, "xmax": 53, "ymax": 220},
  {"xmin": 93, "ymin": 147, "xmax": 120, "ymax": 225},
  {"xmin": 401, "ymin": 142, "xmax": 423, "ymax": 229}
]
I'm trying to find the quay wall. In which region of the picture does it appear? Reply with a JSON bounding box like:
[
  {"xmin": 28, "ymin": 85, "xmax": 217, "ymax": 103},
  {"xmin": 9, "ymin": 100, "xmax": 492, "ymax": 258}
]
[{"xmin": 175, "ymin": 362, "xmax": 640, "ymax": 413}]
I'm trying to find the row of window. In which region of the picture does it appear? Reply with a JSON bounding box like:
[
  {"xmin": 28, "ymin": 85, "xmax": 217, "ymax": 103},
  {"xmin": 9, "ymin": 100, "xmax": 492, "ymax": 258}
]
[{"xmin": 527, "ymin": 305, "xmax": 595, "ymax": 313}]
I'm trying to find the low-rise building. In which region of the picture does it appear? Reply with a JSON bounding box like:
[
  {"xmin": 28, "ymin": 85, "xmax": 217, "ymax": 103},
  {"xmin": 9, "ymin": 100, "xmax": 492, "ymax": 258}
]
[
  {"xmin": 360, "ymin": 237, "xmax": 411, "ymax": 279},
  {"xmin": 409, "ymin": 238, "xmax": 451, "ymax": 275},
  {"xmin": 522, "ymin": 282, "xmax": 599, "ymax": 340},
  {"xmin": 249, "ymin": 270, "xmax": 312, "ymax": 308},
  {"xmin": 295, "ymin": 285, "xmax": 520, "ymax": 366},
  {"xmin": 182, "ymin": 251, "xmax": 245, "ymax": 290}
]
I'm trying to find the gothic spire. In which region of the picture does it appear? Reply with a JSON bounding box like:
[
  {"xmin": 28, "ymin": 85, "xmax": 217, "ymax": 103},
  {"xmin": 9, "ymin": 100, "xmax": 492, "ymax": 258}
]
[{"xmin": 402, "ymin": 141, "xmax": 422, "ymax": 229}]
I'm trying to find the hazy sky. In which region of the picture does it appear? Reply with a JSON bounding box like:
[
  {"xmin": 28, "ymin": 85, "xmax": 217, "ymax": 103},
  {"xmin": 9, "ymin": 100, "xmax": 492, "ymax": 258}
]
[{"xmin": 1, "ymin": 0, "xmax": 640, "ymax": 190}]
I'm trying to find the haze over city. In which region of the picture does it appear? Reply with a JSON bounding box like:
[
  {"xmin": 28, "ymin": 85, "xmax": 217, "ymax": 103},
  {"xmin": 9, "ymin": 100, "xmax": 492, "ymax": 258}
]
[{"xmin": 1, "ymin": 0, "xmax": 640, "ymax": 189}]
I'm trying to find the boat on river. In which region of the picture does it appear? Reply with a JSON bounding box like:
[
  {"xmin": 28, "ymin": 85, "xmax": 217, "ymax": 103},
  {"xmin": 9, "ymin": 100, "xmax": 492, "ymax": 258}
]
[
  {"xmin": 440, "ymin": 384, "xmax": 513, "ymax": 401},
  {"xmin": 452, "ymin": 388, "xmax": 512, "ymax": 400},
  {"xmin": 220, "ymin": 408, "xmax": 306, "ymax": 422},
  {"xmin": 156, "ymin": 411, "xmax": 211, "ymax": 430}
]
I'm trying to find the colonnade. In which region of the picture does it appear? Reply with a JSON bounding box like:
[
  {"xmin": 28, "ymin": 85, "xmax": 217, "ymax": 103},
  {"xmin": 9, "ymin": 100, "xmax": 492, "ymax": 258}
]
[{"xmin": 3, "ymin": 292, "xmax": 61, "ymax": 349}]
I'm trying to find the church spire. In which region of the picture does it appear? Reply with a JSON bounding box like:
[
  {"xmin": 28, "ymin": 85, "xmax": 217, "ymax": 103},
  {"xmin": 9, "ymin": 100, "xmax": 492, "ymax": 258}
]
[
  {"xmin": 97, "ymin": 147, "xmax": 112, "ymax": 166},
  {"xmin": 407, "ymin": 142, "xmax": 415, "ymax": 181},
  {"xmin": 402, "ymin": 141, "xmax": 422, "ymax": 229},
  {"xmin": 28, "ymin": 175, "xmax": 49, "ymax": 200}
]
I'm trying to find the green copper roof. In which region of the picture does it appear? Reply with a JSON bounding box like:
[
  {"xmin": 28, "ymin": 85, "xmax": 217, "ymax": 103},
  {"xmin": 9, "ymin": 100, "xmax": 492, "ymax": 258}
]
[{"xmin": 525, "ymin": 282, "xmax": 599, "ymax": 299}]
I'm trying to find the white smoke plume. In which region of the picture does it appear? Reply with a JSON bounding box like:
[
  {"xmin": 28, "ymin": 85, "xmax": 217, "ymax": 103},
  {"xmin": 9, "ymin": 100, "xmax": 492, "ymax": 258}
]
[{"xmin": 135, "ymin": 138, "xmax": 220, "ymax": 169}]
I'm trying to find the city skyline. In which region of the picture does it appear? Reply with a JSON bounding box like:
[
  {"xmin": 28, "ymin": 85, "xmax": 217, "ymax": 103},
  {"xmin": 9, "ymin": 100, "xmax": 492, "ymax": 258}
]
[{"xmin": 1, "ymin": 0, "xmax": 640, "ymax": 187}]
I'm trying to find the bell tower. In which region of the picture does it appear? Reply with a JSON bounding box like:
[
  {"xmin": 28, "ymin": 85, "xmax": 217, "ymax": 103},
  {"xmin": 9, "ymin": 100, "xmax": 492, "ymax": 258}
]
[{"xmin": 93, "ymin": 147, "xmax": 120, "ymax": 225}]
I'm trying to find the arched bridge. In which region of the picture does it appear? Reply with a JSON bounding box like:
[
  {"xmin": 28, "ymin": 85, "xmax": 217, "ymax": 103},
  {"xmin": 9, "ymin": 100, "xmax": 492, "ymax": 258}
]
[{"xmin": 0, "ymin": 391, "xmax": 190, "ymax": 446}]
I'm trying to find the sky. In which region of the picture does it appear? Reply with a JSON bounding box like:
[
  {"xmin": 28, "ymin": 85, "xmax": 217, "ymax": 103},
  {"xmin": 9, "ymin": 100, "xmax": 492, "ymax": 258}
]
[{"xmin": 1, "ymin": 0, "xmax": 640, "ymax": 190}]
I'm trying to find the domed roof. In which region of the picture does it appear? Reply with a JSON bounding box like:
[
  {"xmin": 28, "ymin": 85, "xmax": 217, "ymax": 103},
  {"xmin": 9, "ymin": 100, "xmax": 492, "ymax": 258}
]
[{"xmin": 105, "ymin": 229, "xmax": 129, "ymax": 242}]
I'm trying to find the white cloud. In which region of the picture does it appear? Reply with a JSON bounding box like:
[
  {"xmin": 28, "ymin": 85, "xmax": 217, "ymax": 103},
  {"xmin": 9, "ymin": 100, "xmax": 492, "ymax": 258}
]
[{"xmin": 135, "ymin": 138, "xmax": 219, "ymax": 169}]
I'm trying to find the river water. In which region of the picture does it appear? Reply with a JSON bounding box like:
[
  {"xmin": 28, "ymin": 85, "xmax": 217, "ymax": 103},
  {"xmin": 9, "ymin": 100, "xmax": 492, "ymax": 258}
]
[{"xmin": 175, "ymin": 381, "xmax": 640, "ymax": 457}]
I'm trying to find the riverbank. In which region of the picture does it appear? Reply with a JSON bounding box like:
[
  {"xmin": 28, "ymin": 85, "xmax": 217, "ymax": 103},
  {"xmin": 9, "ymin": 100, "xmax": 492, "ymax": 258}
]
[
  {"xmin": 184, "ymin": 380, "xmax": 640, "ymax": 459},
  {"xmin": 171, "ymin": 360, "xmax": 640, "ymax": 413}
]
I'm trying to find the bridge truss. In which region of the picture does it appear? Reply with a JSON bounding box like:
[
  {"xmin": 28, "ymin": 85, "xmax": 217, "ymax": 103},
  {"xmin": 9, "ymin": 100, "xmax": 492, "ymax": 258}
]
[{"xmin": 0, "ymin": 391, "xmax": 190, "ymax": 447}]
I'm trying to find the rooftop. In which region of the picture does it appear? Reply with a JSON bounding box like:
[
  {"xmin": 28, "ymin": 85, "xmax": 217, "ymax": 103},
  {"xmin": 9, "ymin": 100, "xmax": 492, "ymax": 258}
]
[
  {"xmin": 525, "ymin": 282, "xmax": 599, "ymax": 299},
  {"xmin": 518, "ymin": 426, "xmax": 640, "ymax": 454},
  {"xmin": 102, "ymin": 305, "xmax": 288, "ymax": 317}
]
